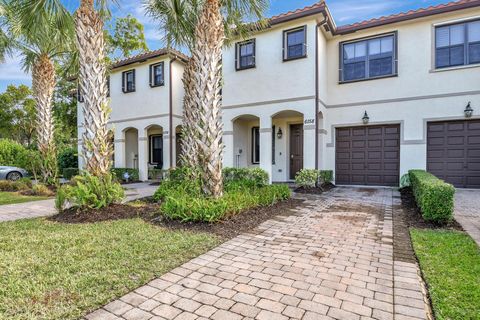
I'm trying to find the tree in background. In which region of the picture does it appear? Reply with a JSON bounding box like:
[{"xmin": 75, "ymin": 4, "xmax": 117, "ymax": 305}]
[
  {"xmin": 144, "ymin": 0, "xmax": 268, "ymax": 198},
  {"xmin": 1, "ymin": 0, "xmax": 75, "ymax": 184},
  {"xmin": 106, "ymin": 14, "xmax": 149, "ymax": 60},
  {"xmin": 0, "ymin": 85, "xmax": 36, "ymax": 146}
]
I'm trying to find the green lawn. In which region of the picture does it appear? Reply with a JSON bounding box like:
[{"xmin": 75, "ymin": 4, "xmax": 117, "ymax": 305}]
[
  {"xmin": 410, "ymin": 229, "xmax": 480, "ymax": 320},
  {"xmin": 0, "ymin": 191, "xmax": 49, "ymax": 205},
  {"xmin": 0, "ymin": 218, "xmax": 220, "ymax": 320}
]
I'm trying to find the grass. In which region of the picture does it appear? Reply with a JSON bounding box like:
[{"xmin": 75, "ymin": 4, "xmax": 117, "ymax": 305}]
[
  {"xmin": 410, "ymin": 229, "xmax": 480, "ymax": 320},
  {"xmin": 0, "ymin": 191, "xmax": 50, "ymax": 205},
  {"xmin": 0, "ymin": 217, "xmax": 220, "ymax": 320}
]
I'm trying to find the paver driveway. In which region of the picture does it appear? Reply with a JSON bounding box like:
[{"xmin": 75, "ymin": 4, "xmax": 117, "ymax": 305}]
[
  {"xmin": 454, "ymin": 189, "xmax": 480, "ymax": 246},
  {"xmin": 86, "ymin": 187, "xmax": 429, "ymax": 320}
]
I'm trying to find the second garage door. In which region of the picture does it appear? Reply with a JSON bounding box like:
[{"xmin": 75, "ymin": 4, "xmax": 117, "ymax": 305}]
[
  {"xmin": 427, "ymin": 120, "xmax": 480, "ymax": 188},
  {"xmin": 336, "ymin": 124, "xmax": 400, "ymax": 186}
]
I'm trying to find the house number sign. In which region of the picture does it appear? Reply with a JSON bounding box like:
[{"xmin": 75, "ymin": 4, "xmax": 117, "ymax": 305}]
[{"xmin": 304, "ymin": 119, "xmax": 315, "ymax": 124}]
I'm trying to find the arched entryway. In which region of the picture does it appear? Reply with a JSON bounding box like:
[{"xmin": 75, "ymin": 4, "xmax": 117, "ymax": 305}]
[
  {"xmin": 124, "ymin": 127, "xmax": 139, "ymax": 169},
  {"xmin": 232, "ymin": 114, "xmax": 260, "ymax": 168}
]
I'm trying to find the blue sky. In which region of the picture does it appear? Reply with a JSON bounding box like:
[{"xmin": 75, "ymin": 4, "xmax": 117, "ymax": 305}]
[{"xmin": 0, "ymin": 0, "xmax": 449, "ymax": 92}]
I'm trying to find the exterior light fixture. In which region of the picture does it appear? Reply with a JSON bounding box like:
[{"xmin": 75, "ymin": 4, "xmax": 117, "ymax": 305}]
[
  {"xmin": 277, "ymin": 127, "xmax": 283, "ymax": 139},
  {"xmin": 464, "ymin": 102, "xmax": 473, "ymax": 118},
  {"xmin": 362, "ymin": 111, "xmax": 370, "ymax": 125}
]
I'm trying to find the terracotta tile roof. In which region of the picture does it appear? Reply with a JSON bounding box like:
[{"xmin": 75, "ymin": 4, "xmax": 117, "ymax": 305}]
[
  {"xmin": 111, "ymin": 48, "xmax": 189, "ymax": 69},
  {"xmin": 336, "ymin": 0, "xmax": 480, "ymax": 34},
  {"xmin": 269, "ymin": 1, "xmax": 326, "ymax": 26}
]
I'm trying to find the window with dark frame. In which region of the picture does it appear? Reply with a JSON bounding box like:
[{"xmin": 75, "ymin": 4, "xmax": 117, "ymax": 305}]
[
  {"xmin": 252, "ymin": 127, "xmax": 260, "ymax": 164},
  {"xmin": 284, "ymin": 26, "xmax": 307, "ymax": 61},
  {"xmin": 340, "ymin": 33, "xmax": 396, "ymax": 82},
  {"xmin": 149, "ymin": 135, "xmax": 163, "ymax": 167},
  {"xmin": 236, "ymin": 40, "xmax": 256, "ymax": 70},
  {"xmin": 122, "ymin": 70, "xmax": 135, "ymax": 93},
  {"xmin": 435, "ymin": 20, "xmax": 480, "ymax": 69},
  {"xmin": 149, "ymin": 62, "xmax": 165, "ymax": 87}
]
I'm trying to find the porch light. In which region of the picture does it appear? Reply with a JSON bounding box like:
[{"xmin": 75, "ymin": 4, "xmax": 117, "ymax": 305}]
[
  {"xmin": 362, "ymin": 111, "xmax": 370, "ymax": 125},
  {"xmin": 277, "ymin": 127, "xmax": 283, "ymax": 139},
  {"xmin": 464, "ymin": 102, "xmax": 473, "ymax": 118}
]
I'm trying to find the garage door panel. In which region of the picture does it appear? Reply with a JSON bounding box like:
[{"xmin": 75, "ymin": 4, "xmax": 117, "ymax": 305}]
[
  {"xmin": 427, "ymin": 119, "xmax": 480, "ymax": 188},
  {"xmin": 336, "ymin": 124, "xmax": 400, "ymax": 187}
]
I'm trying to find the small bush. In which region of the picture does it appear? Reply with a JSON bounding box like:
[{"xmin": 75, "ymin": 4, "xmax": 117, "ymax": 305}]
[
  {"xmin": 57, "ymin": 147, "xmax": 78, "ymax": 172},
  {"xmin": 0, "ymin": 139, "xmax": 31, "ymax": 170},
  {"xmin": 319, "ymin": 170, "xmax": 333, "ymax": 184},
  {"xmin": 223, "ymin": 167, "xmax": 269, "ymax": 187},
  {"xmin": 0, "ymin": 178, "xmax": 32, "ymax": 192},
  {"xmin": 26, "ymin": 184, "xmax": 54, "ymax": 197},
  {"xmin": 55, "ymin": 173, "xmax": 125, "ymax": 211},
  {"xmin": 63, "ymin": 168, "xmax": 79, "ymax": 180},
  {"xmin": 295, "ymin": 169, "xmax": 320, "ymax": 188},
  {"xmin": 400, "ymin": 173, "xmax": 410, "ymax": 188},
  {"xmin": 111, "ymin": 168, "xmax": 140, "ymax": 182},
  {"xmin": 409, "ymin": 170, "xmax": 455, "ymax": 223}
]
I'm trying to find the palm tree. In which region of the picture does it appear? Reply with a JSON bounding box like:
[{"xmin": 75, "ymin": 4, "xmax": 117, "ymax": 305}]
[
  {"xmin": 145, "ymin": 0, "xmax": 268, "ymax": 198},
  {"xmin": 75, "ymin": 0, "xmax": 114, "ymax": 177},
  {"xmin": 1, "ymin": 0, "xmax": 75, "ymax": 184}
]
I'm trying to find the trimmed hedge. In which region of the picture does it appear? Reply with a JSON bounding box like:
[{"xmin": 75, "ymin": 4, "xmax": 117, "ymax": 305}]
[
  {"xmin": 63, "ymin": 168, "xmax": 79, "ymax": 180},
  {"xmin": 111, "ymin": 168, "xmax": 140, "ymax": 182},
  {"xmin": 223, "ymin": 167, "xmax": 269, "ymax": 187},
  {"xmin": 409, "ymin": 170, "xmax": 455, "ymax": 223}
]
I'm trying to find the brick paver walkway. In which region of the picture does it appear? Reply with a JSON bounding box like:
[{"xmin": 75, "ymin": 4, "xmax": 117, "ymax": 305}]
[
  {"xmin": 86, "ymin": 187, "xmax": 429, "ymax": 320},
  {"xmin": 0, "ymin": 182, "xmax": 157, "ymax": 222},
  {"xmin": 455, "ymin": 189, "xmax": 480, "ymax": 246}
]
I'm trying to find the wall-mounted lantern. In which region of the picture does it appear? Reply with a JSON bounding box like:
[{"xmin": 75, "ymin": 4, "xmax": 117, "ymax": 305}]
[
  {"xmin": 464, "ymin": 102, "xmax": 473, "ymax": 118},
  {"xmin": 362, "ymin": 111, "xmax": 370, "ymax": 125},
  {"xmin": 277, "ymin": 127, "xmax": 283, "ymax": 139}
]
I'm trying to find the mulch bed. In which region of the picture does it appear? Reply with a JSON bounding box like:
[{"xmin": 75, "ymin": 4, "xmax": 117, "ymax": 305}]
[
  {"xmin": 294, "ymin": 183, "xmax": 335, "ymax": 195},
  {"xmin": 49, "ymin": 198, "xmax": 305, "ymax": 240}
]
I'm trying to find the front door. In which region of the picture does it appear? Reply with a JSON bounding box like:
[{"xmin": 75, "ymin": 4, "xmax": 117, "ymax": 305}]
[{"xmin": 289, "ymin": 124, "xmax": 304, "ymax": 179}]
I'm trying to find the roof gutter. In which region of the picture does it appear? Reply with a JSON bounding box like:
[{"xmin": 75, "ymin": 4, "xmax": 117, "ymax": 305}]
[{"xmin": 315, "ymin": 16, "xmax": 328, "ymax": 171}]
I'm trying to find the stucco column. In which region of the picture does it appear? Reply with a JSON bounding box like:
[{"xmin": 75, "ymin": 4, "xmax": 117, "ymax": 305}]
[
  {"xmin": 303, "ymin": 125, "xmax": 316, "ymax": 169},
  {"xmin": 138, "ymin": 136, "xmax": 149, "ymax": 181},
  {"xmin": 163, "ymin": 132, "xmax": 171, "ymax": 169},
  {"xmin": 260, "ymin": 116, "xmax": 273, "ymax": 183},
  {"xmin": 223, "ymin": 131, "xmax": 234, "ymax": 168},
  {"xmin": 113, "ymin": 129, "xmax": 126, "ymax": 169}
]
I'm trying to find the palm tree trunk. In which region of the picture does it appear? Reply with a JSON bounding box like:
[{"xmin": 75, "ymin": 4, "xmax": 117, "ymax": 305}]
[
  {"xmin": 192, "ymin": 0, "xmax": 225, "ymax": 198},
  {"xmin": 75, "ymin": 0, "xmax": 112, "ymax": 177},
  {"xmin": 180, "ymin": 59, "xmax": 199, "ymax": 169},
  {"xmin": 32, "ymin": 54, "xmax": 57, "ymax": 184}
]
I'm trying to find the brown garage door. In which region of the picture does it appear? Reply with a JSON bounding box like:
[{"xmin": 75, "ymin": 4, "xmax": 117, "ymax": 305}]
[
  {"xmin": 427, "ymin": 120, "xmax": 480, "ymax": 188},
  {"xmin": 336, "ymin": 124, "xmax": 400, "ymax": 186}
]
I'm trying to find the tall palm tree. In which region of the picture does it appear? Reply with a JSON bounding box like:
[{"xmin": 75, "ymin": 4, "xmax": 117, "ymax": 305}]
[
  {"xmin": 75, "ymin": 0, "xmax": 114, "ymax": 177},
  {"xmin": 145, "ymin": 0, "xmax": 268, "ymax": 198},
  {"xmin": 1, "ymin": 0, "xmax": 75, "ymax": 184}
]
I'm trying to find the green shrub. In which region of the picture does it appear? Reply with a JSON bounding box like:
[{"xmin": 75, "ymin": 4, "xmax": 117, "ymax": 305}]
[
  {"xmin": 63, "ymin": 168, "xmax": 80, "ymax": 180},
  {"xmin": 0, "ymin": 139, "xmax": 31, "ymax": 170},
  {"xmin": 0, "ymin": 178, "xmax": 32, "ymax": 192},
  {"xmin": 319, "ymin": 170, "xmax": 333, "ymax": 184},
  {"xmin": 409, "ymin": 170, "xmax": 455, "ymax": 223},
  {"xmin": 295, "ymin": 169, "xmax": 319, "ymax": 188},
  {"xmin": 111, "ymin": 168, "xmax": 140, "ymax": 182},
  {"xmin": 57, "ymin": 147, "xmax": 78, "ymax": 172},
  {"xmin": 223, "ymin": 167, "xmax": 269, "ymax": 187},
  {"xmin": 55, "ymin": 173, "xmax": 125, "ymax": 211}
]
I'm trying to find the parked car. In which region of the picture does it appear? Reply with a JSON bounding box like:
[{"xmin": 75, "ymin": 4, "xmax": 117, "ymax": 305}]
[{"xmin": 0, "ymin": 166, "xmax": 29, "ymax": 181}]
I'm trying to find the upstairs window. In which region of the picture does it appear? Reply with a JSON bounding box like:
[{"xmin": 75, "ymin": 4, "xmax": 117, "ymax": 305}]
[
  {"xmin": 340, "ymin": 33, "xmax": 397, "ymax": 82},
  {"xmin": 284, "ymin": 26, "xmax": 307, "ymax": 60},
  {"xmin": 236, "ymin": 39, "xmax": 256, "ymax": 70},
  {"xmin": 435, "ymin": 20, "xmax": 480, "ymax": 69},
  {"xmin": 122, "ymin": 70, "xmax": 135, "ymax": 93},
  {"xmin": 149, "ymin": 62, "xmax": 165, "ymax": 87}
]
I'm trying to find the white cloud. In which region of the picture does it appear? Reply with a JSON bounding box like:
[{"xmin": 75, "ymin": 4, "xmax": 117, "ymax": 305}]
[{"xmin": 329, "ymin": 0, "xmax": 404, "ymax": 23}]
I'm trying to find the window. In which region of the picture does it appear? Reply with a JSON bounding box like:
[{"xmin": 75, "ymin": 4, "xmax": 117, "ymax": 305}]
[
  {"xmin": 149, "ymin": 62, "xmax": 164, "ymax": 87},
  {"xmin": 236, "ymin": 39, "xmax": 256, "ymax": 70},
  {"xmin": 284, "ymin": 26, "xmax": 307, "ymax": 60},
  {"xmin": 252, "ymin": 127, "xmax": 260, "ymax": 164},
  {"xmin": 122, "ymin": 70, "xmax": 135, "ymax": 93},
  {"xmin": 435, "ymin": 20, "xmax": 480, "ymax": 69},
  {"xmin": 149, "ymin": 135, "xmax": 163, "ymax": 167},
  {"xmin": 340, "ymin": 33, "xmax": 397, "ymax": 82}
]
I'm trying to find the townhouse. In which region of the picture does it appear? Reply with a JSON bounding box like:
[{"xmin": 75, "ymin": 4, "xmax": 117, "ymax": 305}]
[{"xmin": 77, "ymin": 0, "xmax": 480, "ymax": 188}]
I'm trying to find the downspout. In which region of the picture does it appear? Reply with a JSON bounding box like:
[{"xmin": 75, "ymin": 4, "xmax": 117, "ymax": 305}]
[
  {"xmin": 315, "ymin": 16, "xmax": 327, "ymax": 170},
  {"xmin": 169, "ymin": 57, "xmax": 177, "ymax": 168}
]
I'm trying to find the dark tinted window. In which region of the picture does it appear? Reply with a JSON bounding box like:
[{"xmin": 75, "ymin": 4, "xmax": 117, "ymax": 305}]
[
  {"xmin": 436, "ymin": 20, "xmax": 480, "ymax": 68},
  {"xmin": 284, "ymin": 27, "xmax": 306, "ymax": 60}
]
